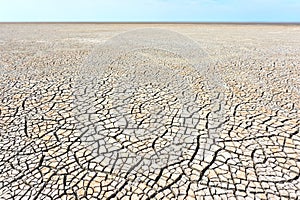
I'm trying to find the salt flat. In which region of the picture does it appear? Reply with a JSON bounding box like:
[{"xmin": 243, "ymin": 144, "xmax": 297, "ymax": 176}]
[{"xmin": 0, "ymin": 24, "xmax": 299, "ymax": 199}]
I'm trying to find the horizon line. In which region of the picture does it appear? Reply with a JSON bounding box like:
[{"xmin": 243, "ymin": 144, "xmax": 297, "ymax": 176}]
[{"xmin": 1, "ymin": 21, "xmax": 300, "ymax": 25}]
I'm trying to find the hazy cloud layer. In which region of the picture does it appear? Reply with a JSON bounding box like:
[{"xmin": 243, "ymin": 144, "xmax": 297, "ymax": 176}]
[{"xmin": 0, "ymin": 0, "xmax": 299, "ymax": 22}]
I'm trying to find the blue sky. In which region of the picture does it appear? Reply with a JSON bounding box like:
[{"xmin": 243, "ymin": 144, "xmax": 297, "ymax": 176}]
[{"xmin": 0, "ymin": 0, "xmax": 299, "ymax": 22}]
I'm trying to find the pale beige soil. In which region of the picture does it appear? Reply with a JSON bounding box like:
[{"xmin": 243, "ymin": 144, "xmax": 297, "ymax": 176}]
[{"xmin": 0, "ymin": 24, "xmax": 299, "ymax": 199}]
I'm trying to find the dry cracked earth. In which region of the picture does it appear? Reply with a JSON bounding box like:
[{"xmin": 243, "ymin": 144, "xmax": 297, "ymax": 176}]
[{"xmin": 0, "ymin": 24, "xmax": 300, "ymax": 200}]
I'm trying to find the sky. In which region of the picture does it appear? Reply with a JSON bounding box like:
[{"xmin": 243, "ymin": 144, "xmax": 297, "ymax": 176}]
[{"xmin": 0, "ymin": 0, "xmax": 299, "ymax": 22}]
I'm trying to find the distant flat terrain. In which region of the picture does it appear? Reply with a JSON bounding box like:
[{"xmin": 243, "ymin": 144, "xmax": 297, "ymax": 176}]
[{"xmin": 0, "ymin": 24, "xmax": 299, "ymax": 199}]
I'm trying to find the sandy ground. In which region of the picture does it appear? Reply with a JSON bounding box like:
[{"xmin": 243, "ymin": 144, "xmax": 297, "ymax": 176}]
[{"xmin": 0, "ymin": 24, "xmax": 300, "ymax": 199}]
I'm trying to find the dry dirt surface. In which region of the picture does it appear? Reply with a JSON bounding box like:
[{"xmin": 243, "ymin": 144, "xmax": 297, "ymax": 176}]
[{"xmin": 0, "ymin": 24, "xmax": 300, "ymax": 200}]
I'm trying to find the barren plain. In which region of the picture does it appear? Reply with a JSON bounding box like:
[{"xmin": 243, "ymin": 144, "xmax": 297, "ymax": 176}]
[{"xmin": 0, "ymin": 24, "xmax": 300, "ymax": 199}]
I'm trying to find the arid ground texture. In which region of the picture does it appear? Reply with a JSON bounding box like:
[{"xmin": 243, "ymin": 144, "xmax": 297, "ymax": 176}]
[{"xmin": 0, "ymin": 24, "xmax": 299, "ymax": 199}]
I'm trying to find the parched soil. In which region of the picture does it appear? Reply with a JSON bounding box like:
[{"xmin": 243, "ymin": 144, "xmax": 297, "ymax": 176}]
[{"xmin": 0, "ymin": 24, "xmax": 299, "ymax": 199}]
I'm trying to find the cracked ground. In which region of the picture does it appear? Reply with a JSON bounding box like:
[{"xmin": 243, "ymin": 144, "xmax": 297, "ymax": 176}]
[{"xmin": 0, "ymin": 24, "xmax": 300, "ymax": 200}]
